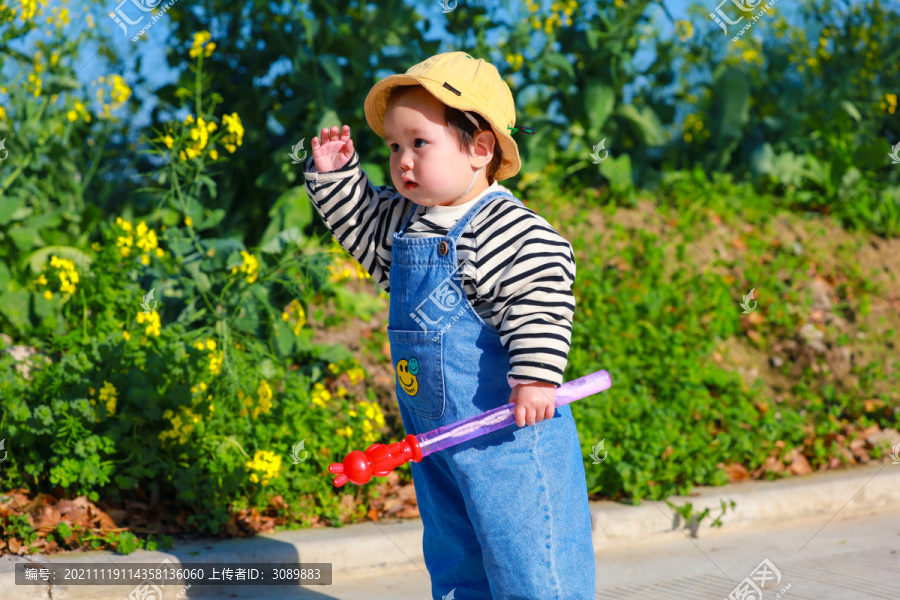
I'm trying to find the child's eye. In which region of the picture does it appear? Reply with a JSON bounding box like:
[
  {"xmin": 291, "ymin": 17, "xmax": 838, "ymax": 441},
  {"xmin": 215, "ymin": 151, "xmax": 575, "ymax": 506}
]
[{"xmin": 389, "ymin": 139, "xmax": 427, "ymax": 152}]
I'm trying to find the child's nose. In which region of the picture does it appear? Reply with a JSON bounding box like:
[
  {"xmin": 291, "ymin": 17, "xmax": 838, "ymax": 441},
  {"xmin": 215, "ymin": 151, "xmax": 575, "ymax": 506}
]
[{"xmin": 397, "ymin": 150, "xmax": 414, "ymax": 171}]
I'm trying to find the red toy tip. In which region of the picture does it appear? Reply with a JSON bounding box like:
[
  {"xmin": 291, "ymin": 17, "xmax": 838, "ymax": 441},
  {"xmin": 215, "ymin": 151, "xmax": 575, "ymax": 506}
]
[
  {"xmin": 327, "ymin": 435, "xmax": 423, "ymax": 487},
  {"xmin": 328, "ymin": 463, "xmax": 349, "ymax": 487}
]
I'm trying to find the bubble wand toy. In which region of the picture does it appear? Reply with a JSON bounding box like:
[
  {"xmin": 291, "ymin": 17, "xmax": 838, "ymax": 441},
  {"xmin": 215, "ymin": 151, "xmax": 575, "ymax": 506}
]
[{"xmin": 328, "ymin": 369, "xmax": 611, "ymax": 487}]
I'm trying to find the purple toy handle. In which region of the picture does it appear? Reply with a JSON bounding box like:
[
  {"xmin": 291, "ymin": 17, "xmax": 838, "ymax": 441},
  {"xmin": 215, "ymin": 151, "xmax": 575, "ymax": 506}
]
[{"xmin": 416, "ymin": 369, "xmax": 612, "ymax": 457}]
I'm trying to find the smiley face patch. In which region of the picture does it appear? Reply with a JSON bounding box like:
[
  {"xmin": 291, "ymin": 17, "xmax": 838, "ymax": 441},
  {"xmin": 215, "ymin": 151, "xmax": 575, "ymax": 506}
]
[{"xmin": 396, "ymin": 356, "xmax": 420, "ymax": 396}]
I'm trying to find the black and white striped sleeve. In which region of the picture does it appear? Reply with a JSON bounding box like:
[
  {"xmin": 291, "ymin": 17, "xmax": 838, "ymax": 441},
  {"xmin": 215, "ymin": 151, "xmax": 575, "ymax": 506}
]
[
  {"xmin": 302, "ymin": 152, "xmax": 415, "ymax": 294},
  {"xmin": 469, "ymin": 200, "xmax": 577, "ymax": 387}
]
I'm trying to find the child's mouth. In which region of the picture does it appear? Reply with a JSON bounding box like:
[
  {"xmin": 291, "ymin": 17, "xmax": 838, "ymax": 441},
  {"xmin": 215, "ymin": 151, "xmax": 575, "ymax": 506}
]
[{"xmin": 404, "ymin": 182, "xmax": 418, "ymax": 190}]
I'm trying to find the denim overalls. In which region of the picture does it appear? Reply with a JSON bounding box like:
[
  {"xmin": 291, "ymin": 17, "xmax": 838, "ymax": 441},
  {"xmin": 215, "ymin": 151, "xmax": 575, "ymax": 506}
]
[{"xmin": 387, "ymin": 190, "xmax": 596, "ymax": 600}]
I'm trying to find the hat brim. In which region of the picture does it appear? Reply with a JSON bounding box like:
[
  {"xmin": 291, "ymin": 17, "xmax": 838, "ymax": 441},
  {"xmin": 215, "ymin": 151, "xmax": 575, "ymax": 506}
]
[{"xmin": 364, "ymin": 75, "xmax": 521, "ymax": 181}]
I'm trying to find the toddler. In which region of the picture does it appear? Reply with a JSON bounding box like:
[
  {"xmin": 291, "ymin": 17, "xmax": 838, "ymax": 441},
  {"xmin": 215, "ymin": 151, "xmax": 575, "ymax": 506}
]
[{"xmin": 304, "ymin": 51, "xmax": 595, "ymax": 600}]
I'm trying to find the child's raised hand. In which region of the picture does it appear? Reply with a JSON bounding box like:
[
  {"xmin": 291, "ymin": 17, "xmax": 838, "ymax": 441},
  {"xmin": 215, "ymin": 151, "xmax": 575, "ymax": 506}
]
[
  {"xmin": 508, "ymin": 382, "xmax": 556, "ymax": 427},
  {"xmin": 311, "ymin": 125, "xmax": 355, "ymax": 173}
]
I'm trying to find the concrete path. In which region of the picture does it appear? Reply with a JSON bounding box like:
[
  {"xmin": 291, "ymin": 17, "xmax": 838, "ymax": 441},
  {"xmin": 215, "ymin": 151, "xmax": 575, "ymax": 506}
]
[
  {"xmin": 3, "ymin": 463, "xmax": 898, "ymax": 599},
  {"xmin": 184, "ymin": 508, "xmax": 900, "ymax": 599}
]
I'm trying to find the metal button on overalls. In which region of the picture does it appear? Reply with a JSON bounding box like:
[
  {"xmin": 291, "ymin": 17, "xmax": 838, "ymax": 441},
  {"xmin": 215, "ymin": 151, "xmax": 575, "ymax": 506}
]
[{"xmin": 386, "ymin": 190, "xmax": 596, "ymax": 600}]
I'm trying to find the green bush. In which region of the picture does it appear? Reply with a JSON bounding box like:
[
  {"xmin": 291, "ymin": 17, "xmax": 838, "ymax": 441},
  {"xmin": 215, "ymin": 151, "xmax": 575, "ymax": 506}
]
[
  {"xmin": 0, "ymin": 32, "xmax": 391, "ymax": 537},
  {"xmin": 560, "ymin": 170, "xmax": 898, "ymax": 502}
]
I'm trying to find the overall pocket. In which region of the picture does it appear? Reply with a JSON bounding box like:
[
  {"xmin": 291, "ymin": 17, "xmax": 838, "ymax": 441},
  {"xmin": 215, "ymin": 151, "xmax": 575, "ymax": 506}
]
[{"xmin": 386, "ymin": 327, "xmax": 446, "ymax": 420}]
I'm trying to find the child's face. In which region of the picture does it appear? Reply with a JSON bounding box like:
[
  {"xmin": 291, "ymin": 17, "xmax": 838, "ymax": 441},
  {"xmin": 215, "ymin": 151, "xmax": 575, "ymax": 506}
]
[{"xmin": 383, "ymin": 86, "xmax": 492, "ymax": 207}]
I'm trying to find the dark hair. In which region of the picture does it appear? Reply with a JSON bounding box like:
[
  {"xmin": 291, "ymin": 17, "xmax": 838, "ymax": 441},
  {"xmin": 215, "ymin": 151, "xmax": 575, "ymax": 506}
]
[{"xmin": 386, "ymin": 85, "xmax": 504, "ymax": 185}]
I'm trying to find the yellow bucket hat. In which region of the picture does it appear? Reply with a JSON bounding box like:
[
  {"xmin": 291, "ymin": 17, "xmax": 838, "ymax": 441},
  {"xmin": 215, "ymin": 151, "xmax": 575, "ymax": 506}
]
[{"xmin": 364, "ymin": 51, "xmax": 533, "ymax": 181}]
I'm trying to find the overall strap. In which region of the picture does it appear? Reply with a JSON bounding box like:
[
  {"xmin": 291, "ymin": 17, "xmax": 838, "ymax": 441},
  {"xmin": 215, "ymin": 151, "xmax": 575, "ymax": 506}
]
[
  {"xmin": 445, "ymin": 190, "xmax": 518, "ymax": 243},
  {"xmin": 398, "ymin": 203, "xmax": 421, "ymax": 237}
]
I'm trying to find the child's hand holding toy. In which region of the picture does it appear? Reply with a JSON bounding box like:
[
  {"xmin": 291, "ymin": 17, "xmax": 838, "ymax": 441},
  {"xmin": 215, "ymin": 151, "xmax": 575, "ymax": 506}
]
[
  {"xmin": 509, "ymin": 381, "xmax": 556, "ymax": 427},
  {"xmin": 311, "ymin": 124, "xmax": 355, "ymax": 172}
]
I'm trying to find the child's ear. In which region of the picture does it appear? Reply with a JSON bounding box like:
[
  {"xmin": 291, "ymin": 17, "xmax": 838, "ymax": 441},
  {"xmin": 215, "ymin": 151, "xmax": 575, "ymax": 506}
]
[{"xmin": 472, "ymin": 129, "xmax": 495, "ymax": 164}]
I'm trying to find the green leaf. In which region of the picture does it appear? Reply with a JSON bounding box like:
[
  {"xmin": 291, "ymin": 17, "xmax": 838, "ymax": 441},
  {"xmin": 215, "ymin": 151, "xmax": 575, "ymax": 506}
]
[
  {"xmin": 711, "ymin": 67, "xmax": 750, "ymax": 142},
  {"xmin": 0, "ymin": 261, "xmax": 10, "ymax": 289},
  {"xmin": 315, "ymin": 109, "xmax": 342, "ymax": 139},
  {"xmin": 0, "ymin": 197, "xmax": 26, "ymax": 225},
  {"xmin": 319, "ymin": 54, "xmax": 343, "ymax": 88},
  {"xmin": 0, "ymin": 289, "xmax": 30, "ymax": 333},
  {"xmin": 260, "ymin": 227, "xmax": 303, "ymax": 254},
  {"xmin": 273, "ymin": 318, "xmax": 295, "ymax": 356},
  {"xmin": 750, "ymin": 142, "xmax": 775, "ymax": 175},
  {"xmin": 599, "ymin": 153, "xmax": 633, "ymax": 189},
  {"xmin": 9, "ymin": 227, "xmax": 43, "ymax": 253},
  {"xmin": 543, "ymin": 52, "xmax": 575, "ymax": 80},
  {"xmin": 840, "ymin": 100, "xmax": 861, "ymax": 122},
  {"xmin": 616, "ymin": 105, "xmax": 666, "ymax": 147},
  {"xmin": 198, "ymin": 208, "xmax": 226, "ymax": 230},
  {"xmin": 584, "ymin": 82, "xmax": 616, "ymax": 138},
  {"xmin": 260, "ymin": 187, "xmax": 313, "ymax": 249},
  {"xmin": 184, "ymin": 260, "xmax": 211, "ymax": 293},
  {"xmin": 25, "ymin": 246, "xmax": 94, "ymax": 273}
]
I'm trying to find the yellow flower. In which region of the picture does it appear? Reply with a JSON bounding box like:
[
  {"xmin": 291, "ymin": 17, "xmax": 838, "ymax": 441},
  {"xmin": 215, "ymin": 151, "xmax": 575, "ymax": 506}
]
[
  {"xmin": 675, "ymin": 20, "xmax": 694, "ymax": 42},
  {"xmin": 358, "ymin": 401, "xmax": 386, "ymax": 427},
  {"xmin": 43, "ymin": 290, "xmax": 52, "ymax": 300},
  {"xmin": 110, "ymin": 75, "xmax": 132, "ymax": 106},
  {"xmin": 123, "ymin": 331, "xmax": 131, "ymax": 341},
  {"xmin": 347, "ymin": 367, "xmax": 365, "ymax": 385},
  {"xmin": 233, "ymin": 251, "xmax": 259, "ymax": 284},
  {"xmin": 208, "ymin": 351, "xmax": 223, "ymax": 376},
  {"xmin": 245, "ymin": 450, "xmax": 282, "ymax": 485},
  {"xmin": 0, "ymin": 106, "xmax": 5, "ymax": 120},
  {"xmin": 44, "ymin": 255, "xmax": 79, "ymax": 296},
  {"xmin": 189, "ymin": 31, "xmax": 215, "ymax": 59},
  {"xmin": 221, "ymin": 112, "xmax": 244, "ymax": 153},
  {"xmin": 99, "ymin": 381, "xmax": 117, "ymax": 416},
  {"xmin": 283, "ymin": 299, "xmax": 306, "ymax": 335},
  {"xmin": 136, "ymin": 310, "xmax": 162, "ymax": 337},
  {"xmin": 252, "ymin": 380, "xmax": 274, "ymax": 418},
  {"xmin": 184, "ymin": 216, "xmax": 193, "ymax": 227},
  {"xmin": 199, "ymin": 382, "xmax": 207, "ymax": 391}
]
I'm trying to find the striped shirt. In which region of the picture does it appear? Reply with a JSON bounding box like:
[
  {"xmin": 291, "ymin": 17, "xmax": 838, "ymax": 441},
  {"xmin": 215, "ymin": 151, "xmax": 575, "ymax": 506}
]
[{"xmin": 303, "ymin": 152, "xmax": 576, "ymax": 387}]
